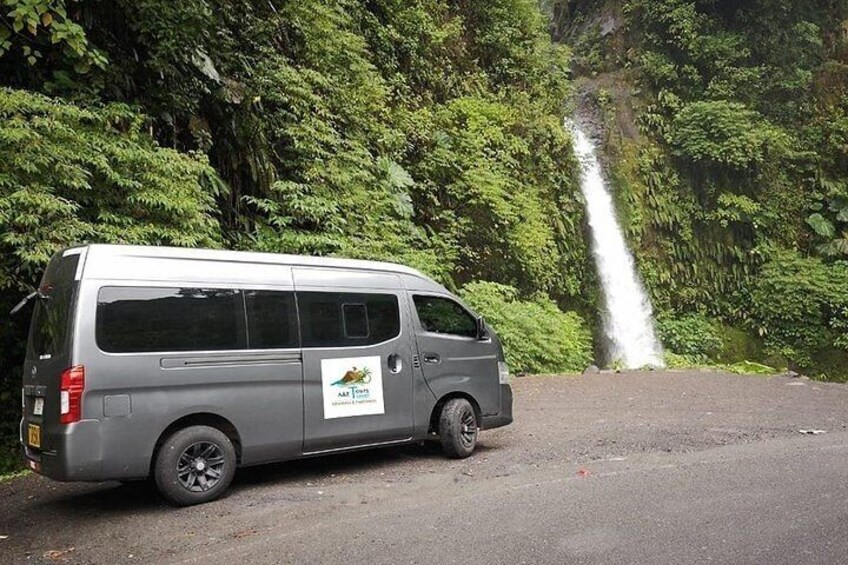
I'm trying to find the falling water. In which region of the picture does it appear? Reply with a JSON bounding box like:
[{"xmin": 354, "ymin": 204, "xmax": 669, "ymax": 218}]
[{"xmin": 568, "ymin": 121, "xmax": 664, "ymax": 368}]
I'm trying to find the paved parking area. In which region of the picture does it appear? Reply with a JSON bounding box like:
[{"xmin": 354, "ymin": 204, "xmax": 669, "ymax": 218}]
[{"xmin": 1, "ymin": 371, "xmax": 846, "ymax": 564}]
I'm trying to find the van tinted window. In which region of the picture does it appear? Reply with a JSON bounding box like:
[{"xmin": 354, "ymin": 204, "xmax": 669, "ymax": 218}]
[
  {"xmin": 342, "ymin": 303, "xmax": 369, "ymax": 338},
  {"xmin": 298, "ymin": 292, "xmax": 399, "ymax": 347},
  {"xmin": 245, "ymin": 290, "xmax": 298, "ymax": 349},
  {"xmin": 30, "ymin": 253, "xmax": 80, "ymax": 357},
  {"xmin": 413, "ymin": 295, "xmax": 477, "ymax": 337},
  {"xmin": 97, "ymin": 287, "xmax": 245, "ymax": 353}
]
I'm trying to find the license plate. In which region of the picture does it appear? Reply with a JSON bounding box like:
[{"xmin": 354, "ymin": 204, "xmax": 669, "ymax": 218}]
[
  {"xmin": 33, "ymin": 397, "xmax": 44, "ymax": 416},
  {"xmin": 27, "ymin": 424, "xmax": 41, "ymax": 449}
]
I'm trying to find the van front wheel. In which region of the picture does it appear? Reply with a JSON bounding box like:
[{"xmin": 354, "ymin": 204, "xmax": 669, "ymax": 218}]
[
  {"xmin": 439, "ymin": 398, "xmax": 478, "ymax": 458},
  {"xmin": 154, "ymin": 425, "xmax": 236, "ymax": 506}
]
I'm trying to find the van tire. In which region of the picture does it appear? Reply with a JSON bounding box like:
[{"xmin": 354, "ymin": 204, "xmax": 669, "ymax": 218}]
[
  {"xmin": 154, "ymin": 425, "xmax": 236, "ymax": 506},
  {"xmin": 439, "ymin": 398, "xmax": 478, "ymax": 459}
]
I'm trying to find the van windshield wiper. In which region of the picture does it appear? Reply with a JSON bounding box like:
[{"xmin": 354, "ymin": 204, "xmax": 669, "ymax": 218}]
[{"xmin": 9, "ymin": 290, "xmax": 49, "ymax": 316}]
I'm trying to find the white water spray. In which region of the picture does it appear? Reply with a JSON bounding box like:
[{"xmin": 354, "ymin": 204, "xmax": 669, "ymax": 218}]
[{"xmin": 569, "ymin": 121, "xmax": 664, "ymax": 368}]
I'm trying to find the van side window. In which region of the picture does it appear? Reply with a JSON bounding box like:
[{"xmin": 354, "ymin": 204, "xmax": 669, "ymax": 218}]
[
  {"xmin": 96, "ymin": 287, "xmax": 245, "ymax": 353},
  {"xmin": 298, "ymin": 292, "xmax": 399, "ymax": 347},
  {"xmin": 342, "ymin": 303, "xmax": 369, "ymax": 338},
  {"xmin": 413, "ymin": 295, "xmax": 476, "ymax": 338},
  {"xmin": 245, "ymin": 290, "xmax": 298, "ymax": 349}
]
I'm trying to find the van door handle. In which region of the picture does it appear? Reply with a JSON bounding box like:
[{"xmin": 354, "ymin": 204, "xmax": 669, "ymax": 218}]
[
  {"xmin": 423, "ymin": 353, "xmax": 441, "ymax": 365},
  {"xmin": 388, "ymin": 354, "xmax": 403, "ymax": 374}
]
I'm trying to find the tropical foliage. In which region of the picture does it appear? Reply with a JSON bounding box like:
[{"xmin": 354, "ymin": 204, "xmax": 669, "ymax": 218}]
[
  {"xmin": 655, "ymin": 313, "xmax": 722, "ymax": 362},
  {"xmin": 0, "ymin": 0, "xmax": 589, "ymax": 472},
  {"xmin": 462, "ymin": 281, "xmax": 593, "ymax": 374},
  {"xmin": 2, "ymin": 0, "xmax": 847, "ymax": 472},
  {"xmin": 558, "ymin": 0, "xmax": 848, "ymax": 379}
]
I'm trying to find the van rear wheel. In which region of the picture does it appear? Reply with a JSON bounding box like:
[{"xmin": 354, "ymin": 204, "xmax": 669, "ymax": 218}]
[
  {"xmin": 439, "ymin": 398, "xmax": 478, "ymax": 459},
  {"xmin": 154, "ymin": 425, "xmax": 236, "ymax": 506}
]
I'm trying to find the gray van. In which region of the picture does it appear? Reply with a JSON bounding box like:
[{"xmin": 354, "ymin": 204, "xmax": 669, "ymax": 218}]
[{"xmin": 18, "ymin": 245, "xmax": 512, "ymax": 505}]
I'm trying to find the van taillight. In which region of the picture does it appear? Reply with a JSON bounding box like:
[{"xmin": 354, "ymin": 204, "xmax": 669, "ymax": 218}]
[{"xmin": 59, "ymin": 365, "xmax": 85, "ymax": 424}]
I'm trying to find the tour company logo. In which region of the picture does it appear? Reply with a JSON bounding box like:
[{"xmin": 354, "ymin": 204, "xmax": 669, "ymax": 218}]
[
  {"xmin": 331, "ymin": 366, "xmax": 372, "ymax": 388},
  {"xmin": 321, "ymin": 356, "xmax": 385, "ymax": 419}
]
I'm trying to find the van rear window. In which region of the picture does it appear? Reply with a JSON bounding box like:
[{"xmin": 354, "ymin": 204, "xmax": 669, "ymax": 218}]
[
  {"xmin": 96, "ymin": 287, "xmax": 245, "ymax": 353},
  {"xmin": 30, "ymin": 253, "xmax": 80, "ymax": 358}
]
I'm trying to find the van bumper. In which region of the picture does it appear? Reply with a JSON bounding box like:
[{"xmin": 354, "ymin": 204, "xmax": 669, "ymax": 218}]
[
  {"xmin": 481, "ymin": 384, "xmax": 513, "ymax": 430},
  {"xmin": 21, "ymin": 419, "xmax": 104, "ymax": 481}
]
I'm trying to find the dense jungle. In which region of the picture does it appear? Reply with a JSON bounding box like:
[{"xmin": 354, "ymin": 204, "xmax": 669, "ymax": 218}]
[{"xmin": 1, "ymin": 0, "xmax": 846, "ymax": 472}]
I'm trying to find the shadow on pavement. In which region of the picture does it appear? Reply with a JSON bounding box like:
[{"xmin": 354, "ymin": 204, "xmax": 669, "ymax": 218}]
[
  {"xmin": 232, "ymin": 441, "xmax": 461, "ymax": 487},
  {"xmin": 5, "ymin": 441, "xmax": 499, "ymax": 518}
]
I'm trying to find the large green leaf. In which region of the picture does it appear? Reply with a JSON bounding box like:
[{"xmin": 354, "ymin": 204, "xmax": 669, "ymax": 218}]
[
  {"xmin": 806, "ymin": 213, "xmax": 836, "ymax": 238},
  {"xmin": 817, "ymin": 236, "xmax": 848, "ymax": 257}
]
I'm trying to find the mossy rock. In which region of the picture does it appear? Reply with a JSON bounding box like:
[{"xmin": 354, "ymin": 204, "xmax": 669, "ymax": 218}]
[
  {"xmin": 717, "ymin": 326, "xmax": 764, "ymax": 364},
  {"xmin": 809, "ymin": 349, "xmax": 848, "ymax": 383}
]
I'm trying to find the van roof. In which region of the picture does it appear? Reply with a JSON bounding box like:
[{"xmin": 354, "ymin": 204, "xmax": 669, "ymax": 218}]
[{"xmin": 71, "ymin": 244, "xmax": 447, "ymax": 292}]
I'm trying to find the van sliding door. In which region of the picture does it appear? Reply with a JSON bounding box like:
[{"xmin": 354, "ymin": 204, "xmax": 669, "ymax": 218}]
[{"xmin": 295, "ymin": 269, "xmax": 414, "ymax": 453}]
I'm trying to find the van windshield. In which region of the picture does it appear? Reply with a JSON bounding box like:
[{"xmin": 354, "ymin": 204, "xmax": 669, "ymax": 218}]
[{"xmin": 29, "ymin": 253, "xmax": 80, "ymax": 358}]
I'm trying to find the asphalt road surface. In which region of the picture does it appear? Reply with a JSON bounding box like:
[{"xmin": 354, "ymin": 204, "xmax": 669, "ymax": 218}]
[{"xmin": 1, "ymin": 371, "xmax": 847, "ymax": 564}]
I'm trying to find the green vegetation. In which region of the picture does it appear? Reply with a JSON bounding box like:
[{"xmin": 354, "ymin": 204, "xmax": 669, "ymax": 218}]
[
  {"xmin": 462, "ymin": 281, "xmax": 593, "ymax": 373},
  {"xmin": 559, "ymin": 0, "xmax": 848, "ymax": 380},
  {"xmin": 721, "ymin": 361, "xmax": 777, "ymax": 376},
  {"xmin": 0, "ymin": 88, "xmax": 221, "ymax": 289},
  {"xmin": 750, "ymin": 251, "xmax": 848, "ymax": 368},
  {"xmin": 1, "ymin": 0, "xmax": 846, "ymax": 472},
  {"xmin": 0, "ymin": 469, "xmax": 29, "ymax": 483},
  {"xmin": 655, "ymin": 313, "xmax": 723, "ymax": 362},
  {"xmin": 0, "ymin": 0, "xmax": 591, "ymax": 472}
]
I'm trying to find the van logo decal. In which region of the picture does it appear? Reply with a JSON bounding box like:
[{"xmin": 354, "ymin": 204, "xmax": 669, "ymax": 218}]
[
  {"xmin": 331, "ymin": 367, "xmax": 372, "ymax": 387},
  {"xmin": 321, "ymin": 357, "xmax": 384, "ymax": 419},
  {"xmin": 30, "ymin": 366, "xmax": 37, "ymax": 377}
]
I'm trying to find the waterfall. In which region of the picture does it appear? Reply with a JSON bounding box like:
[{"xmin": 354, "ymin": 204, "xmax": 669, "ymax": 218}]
[{"xmin": 568, "ymin": 121, "xmax": 664, "ymax": 368}]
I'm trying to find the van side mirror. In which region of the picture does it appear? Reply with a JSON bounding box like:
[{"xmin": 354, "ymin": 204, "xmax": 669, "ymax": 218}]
[{"xmin": 476, "ymin": 316, "xmax": 489, "ymax": 340}]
